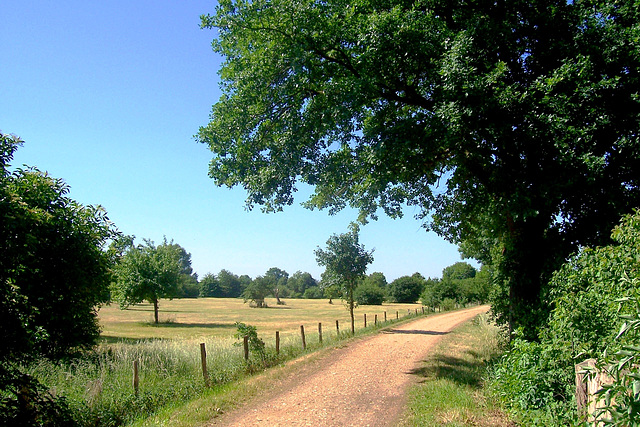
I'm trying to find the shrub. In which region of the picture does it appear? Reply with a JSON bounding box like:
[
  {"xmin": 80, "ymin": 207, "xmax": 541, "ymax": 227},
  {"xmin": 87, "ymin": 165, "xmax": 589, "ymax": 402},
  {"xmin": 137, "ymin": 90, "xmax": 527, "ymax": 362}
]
[
  {"xmin": 441, "ymin": 298, "xmax": 456, "ymax": 311},
  {"xmin": 303, "ymin": 286, "xmax": 323, "ymax": 299},
  {"xmin": 488, "ymin": 210, "xmax": 640, "ymax": 424},
  {"xmin": 354, "ymin": 282, "xmax": 385, "ymax": 305},
  {"xmin": 389, "ymin": 274, "xmax": 425, "ymax": 303}
]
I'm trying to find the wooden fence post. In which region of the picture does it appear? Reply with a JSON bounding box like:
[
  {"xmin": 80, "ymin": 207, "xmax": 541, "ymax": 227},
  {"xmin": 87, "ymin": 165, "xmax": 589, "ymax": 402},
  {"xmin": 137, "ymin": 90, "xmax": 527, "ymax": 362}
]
[
  {"xmin": 243, "ymin": 335, "xmax": 249, "ymax": 360},
  {"xmin": 133, "ymin": 360, "xmax": 139, "ymax": 396},
  {"xmin": 364, "ymin": 313, "xmax": 367, "ymax": 328},
  {"xmin": 276, "ymin": 331, "xmax": 280, "ymax": 354},
  {"xmin": 396, "ymin": 311, "xmax": 399, "ymax": 319},
  {"xmin": 336, "ymin": 320, "xmax": 340, "ymax": 335},
  {"xmin": 300, "ymin": 325, "xmax": 306, "ymax": 350},
  {"xmin": 318, "ymin": 322, "xmax": 323, "ymax": 344},
  {"xmin": 374, "ymin": 314, "xmax": 378, "ymax": 326},
  {"xmin": 384, "ymin": 311, "xmax": 387, "ymax": 322},
  {"xmin": 200, "ymin": 343, "xmax": 210, "ymax": 387},
  {"xmin": 575, "ymin": 358, "xmax": 615, "ymax": 423}
]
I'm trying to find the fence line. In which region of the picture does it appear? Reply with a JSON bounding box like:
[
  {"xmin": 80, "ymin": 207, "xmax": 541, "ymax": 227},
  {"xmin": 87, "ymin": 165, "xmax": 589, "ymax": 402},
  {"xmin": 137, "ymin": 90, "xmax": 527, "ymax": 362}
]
[{"xmin": 130, "ymin": 304, "xmax": 452, "ymax": 393}]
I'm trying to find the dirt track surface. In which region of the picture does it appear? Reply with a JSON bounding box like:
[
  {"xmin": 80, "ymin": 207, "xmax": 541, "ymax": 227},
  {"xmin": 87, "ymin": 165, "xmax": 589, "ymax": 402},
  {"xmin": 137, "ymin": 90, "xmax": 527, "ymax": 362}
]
[{"xmin": 209, "ymin": 305, "xmax": 489, "ymax": 427}]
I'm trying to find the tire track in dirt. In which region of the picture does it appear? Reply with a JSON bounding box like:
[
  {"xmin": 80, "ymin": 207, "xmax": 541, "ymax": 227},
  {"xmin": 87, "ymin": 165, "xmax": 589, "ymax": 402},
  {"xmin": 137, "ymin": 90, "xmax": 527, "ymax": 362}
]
[{"xmin": 209, "ymin": 305, "xmax": 489, "ymax": 427}]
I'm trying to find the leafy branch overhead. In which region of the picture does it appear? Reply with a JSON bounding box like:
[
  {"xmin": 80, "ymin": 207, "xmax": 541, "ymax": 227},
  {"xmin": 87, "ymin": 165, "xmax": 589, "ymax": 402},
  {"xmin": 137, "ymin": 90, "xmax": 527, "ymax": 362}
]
[{"xmin": 198, "ymin": 0, "xmax": 640, "ymax": 336}]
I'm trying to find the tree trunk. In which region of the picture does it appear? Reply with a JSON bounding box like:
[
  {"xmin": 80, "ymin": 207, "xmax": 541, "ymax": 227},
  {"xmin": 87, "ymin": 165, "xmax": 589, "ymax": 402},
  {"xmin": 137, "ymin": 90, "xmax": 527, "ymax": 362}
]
[
  {"xmin": 349, "ymin": 288, "xmax": 355, "ymax": 334},
  {"xmin": 153, "ymin": 298, "xmax": 159, "ymax": 324}
]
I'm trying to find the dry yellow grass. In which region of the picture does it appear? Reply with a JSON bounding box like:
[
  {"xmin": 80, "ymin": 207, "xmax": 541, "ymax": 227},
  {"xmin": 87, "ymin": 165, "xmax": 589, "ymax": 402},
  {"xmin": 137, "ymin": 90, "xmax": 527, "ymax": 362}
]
[{"xmin": 98, "ymin": 297, "xmax": 424, "ymax": 342}]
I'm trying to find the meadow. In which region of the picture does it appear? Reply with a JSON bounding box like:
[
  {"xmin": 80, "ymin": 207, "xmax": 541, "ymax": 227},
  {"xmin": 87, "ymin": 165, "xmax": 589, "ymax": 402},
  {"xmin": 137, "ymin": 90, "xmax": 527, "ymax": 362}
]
[
  {"xmin": 29, "ymin": 297, "xmax": 425, "ymax": 426},
  {"xmin": 99, "ymin": 297, "xmax": 424, "ymax": 342}
]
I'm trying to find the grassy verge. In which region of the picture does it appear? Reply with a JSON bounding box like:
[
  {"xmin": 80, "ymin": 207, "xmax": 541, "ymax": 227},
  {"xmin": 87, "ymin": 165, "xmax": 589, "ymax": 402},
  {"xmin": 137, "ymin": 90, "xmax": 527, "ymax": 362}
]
[
  {"xmin": 401, "ymin": 313, "xmax": 513, "ymax": 427},
  {"xmin": 25, "ymin": 299, "xmax": 434, "ymax": 426}
]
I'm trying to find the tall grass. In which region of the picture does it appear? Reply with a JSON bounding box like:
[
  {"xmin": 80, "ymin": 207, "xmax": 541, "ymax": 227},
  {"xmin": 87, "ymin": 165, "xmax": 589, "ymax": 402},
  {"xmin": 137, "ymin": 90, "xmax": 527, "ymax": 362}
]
[{"xmin": 25, "ymin": 303, "xmax": 429, "ymax": 426}]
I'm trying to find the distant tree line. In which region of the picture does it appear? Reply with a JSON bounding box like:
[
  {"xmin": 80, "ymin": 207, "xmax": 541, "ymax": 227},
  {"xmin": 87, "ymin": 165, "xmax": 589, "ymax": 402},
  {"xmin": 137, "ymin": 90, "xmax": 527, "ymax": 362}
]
[{"xmin": 353, "ymin": 262, "xmax": 493, "ymax": 309}]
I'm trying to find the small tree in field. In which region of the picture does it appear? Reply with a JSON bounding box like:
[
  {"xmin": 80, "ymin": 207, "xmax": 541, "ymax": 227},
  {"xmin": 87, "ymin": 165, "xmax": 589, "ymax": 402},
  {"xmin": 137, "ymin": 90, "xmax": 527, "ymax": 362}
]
[
  {"xmin": 112, "ymin": 238, "xmax": 185, "ymax": 324},
  {"xmin": 315, "ymin": 228, "xmax": 374, "ymax": 333},
  {"xmin": 242, "ymin": 276, "xmax": 272, "ymax": 307}
]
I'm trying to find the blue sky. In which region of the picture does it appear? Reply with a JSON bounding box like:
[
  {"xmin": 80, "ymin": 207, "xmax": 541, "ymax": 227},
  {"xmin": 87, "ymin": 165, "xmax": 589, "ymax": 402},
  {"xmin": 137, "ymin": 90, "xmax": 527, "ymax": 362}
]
[{"xmin": 1, "ymin": 1, "xmax": 473, "ymax": 282}]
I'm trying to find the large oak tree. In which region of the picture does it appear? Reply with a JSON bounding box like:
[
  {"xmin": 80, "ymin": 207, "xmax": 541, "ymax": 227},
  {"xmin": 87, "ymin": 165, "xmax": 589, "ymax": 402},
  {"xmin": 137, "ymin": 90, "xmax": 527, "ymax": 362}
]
[{"xmin": 197, "ymin": 0, "xmax": 640, "ymax": 337}]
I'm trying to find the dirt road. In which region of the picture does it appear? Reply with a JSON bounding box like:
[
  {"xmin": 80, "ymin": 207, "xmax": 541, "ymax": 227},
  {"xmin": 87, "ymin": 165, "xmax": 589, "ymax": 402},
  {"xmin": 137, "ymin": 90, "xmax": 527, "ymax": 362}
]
[{"xmin": 209, "ymin": 305, "xmax": 489, "ymax": 426}]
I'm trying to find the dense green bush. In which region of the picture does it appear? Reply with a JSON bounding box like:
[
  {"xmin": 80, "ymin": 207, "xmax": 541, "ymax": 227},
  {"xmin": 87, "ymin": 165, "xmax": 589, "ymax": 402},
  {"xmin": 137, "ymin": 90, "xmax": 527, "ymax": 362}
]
[
  {"xmin": 440, "ymin": 298, "xmax": 456, "ymax": 311},
  {"xmin": 303, "ymin": 286, "xmax": 323, "ymax": 299},
  {"xmin": 488, "ymin": 333, "xmax": 577, "ymax": 425},
  {"xmin": 354, "ymin": 282, "xmax": 386, "ymax": 305},
  {"xmin": 488, "ymin": 210, "xmax": 640, "ymax": 424},
  {"xmin": 594, "ymin": 281, "xmax": 640, "ymax": 425},
  {"xmin": 389, "ymin": 274, "xmax": 425, "ymax": 303}
]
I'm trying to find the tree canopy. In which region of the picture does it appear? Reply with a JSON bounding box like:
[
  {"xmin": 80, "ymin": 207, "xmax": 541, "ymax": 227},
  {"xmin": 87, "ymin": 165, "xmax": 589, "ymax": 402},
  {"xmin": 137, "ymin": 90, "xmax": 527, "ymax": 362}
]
[
  {"xmin": 1, "ymin": 133, "xmax": 119, "ymax": 359},
  {"xmin": 111, "ymin": 238, "xmax": 187, "ymax": 324},
  {"xmin": 315, "ymin": 229, "xmax": 374, "ymax": 333},
  {"xmin": 198, "ymin": 0, "xmax": 640, "ymax": 336},
  {"xmin": 389, "ymin": 274, "xmax": 426, "ymax": 303}
]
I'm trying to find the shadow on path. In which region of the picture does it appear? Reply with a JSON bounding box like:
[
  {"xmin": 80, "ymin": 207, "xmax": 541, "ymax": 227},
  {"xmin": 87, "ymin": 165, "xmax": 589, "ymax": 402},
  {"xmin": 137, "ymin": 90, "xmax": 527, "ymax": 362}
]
[{"xmin": 385, "ymin": 329, "xmax": 449, "ymax": 336}]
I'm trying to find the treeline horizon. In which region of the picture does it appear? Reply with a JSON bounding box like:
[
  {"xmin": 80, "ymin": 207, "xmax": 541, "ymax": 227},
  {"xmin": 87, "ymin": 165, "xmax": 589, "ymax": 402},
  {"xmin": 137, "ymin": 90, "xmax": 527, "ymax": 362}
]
[{"xmin": 171, "ymin": 258, "xmax": 492, "ymax": 308}]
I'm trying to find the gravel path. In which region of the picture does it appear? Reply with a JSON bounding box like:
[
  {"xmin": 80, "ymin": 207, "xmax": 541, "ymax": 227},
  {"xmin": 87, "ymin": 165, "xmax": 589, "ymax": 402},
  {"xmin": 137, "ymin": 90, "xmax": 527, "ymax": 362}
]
[{"xmin": 210, "ymin": 305, "xmax": 489, "ymax": 427}]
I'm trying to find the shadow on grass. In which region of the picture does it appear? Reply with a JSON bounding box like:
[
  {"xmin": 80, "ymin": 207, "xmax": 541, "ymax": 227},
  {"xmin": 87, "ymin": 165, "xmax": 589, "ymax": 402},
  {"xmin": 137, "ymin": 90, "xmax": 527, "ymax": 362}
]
[
  {"xmin": 408, "ymin": 353, "xmax": 484, "ymax": 388},
  {"xmin": 125, "ymin": 307, "xmax": 191, "ymax": 313},
  {"xmin": 143, "ymin": 322, "xmax": 237, "ymax": 329},
  {"xmin": 99, "ymin": 336, "xmax": 169, "ymax": 344},
  {"xmin": 385, "ymin": 329, "xmax": 449, "ymax": 336}
]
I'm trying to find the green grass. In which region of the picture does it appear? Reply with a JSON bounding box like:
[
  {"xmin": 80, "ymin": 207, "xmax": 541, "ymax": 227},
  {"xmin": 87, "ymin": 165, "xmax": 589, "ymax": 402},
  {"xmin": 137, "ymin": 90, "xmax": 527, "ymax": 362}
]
[
  {"xmin": 401, "ymin": 313, "xmax": 513, "ymax": 427},
  {"xmin": 27, "ymin": 297, "xmax": 427, "ymax": 426}
]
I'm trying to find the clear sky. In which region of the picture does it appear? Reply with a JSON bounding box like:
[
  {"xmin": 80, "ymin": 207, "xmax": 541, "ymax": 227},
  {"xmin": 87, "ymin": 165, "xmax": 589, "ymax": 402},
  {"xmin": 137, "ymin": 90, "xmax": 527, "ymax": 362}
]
[{"xmin": 1, "ymin": 1, "xmax": 474, "ymax": 282}]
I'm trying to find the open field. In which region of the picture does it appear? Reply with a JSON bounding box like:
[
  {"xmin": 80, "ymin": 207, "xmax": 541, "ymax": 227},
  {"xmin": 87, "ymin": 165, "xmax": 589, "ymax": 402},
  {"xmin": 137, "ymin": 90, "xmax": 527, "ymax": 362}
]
[
  {"xmin": 25, "ymin": 297, "xmax": 430, "ymax": 426},
  {"xmin": 98, "ymin": 297, "xmax": 425, "ymax": 342},
  {"xmin": 28, "ymin": 299, "xmax": 484, "ymax": 426}
]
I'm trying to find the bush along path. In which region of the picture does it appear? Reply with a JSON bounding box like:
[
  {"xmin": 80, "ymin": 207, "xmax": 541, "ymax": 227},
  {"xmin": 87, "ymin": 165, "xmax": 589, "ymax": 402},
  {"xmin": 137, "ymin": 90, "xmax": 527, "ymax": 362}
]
[{"xmin": 207, "ymin": 305, "xmax": 490, "ymax": 426}]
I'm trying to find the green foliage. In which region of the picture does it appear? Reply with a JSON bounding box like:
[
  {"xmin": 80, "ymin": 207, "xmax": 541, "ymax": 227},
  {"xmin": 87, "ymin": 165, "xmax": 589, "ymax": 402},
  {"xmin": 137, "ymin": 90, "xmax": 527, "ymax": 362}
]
[
  {"xmin": 219, "ymin": 269, "xmax": 245, "ymax": 298},
  {"xmin": 265, "ymin": 267, "xmax": 289, "ymax": 303},
  {"xmin": 440, "ymin": 298, "xmax": 457, "ymax": 312},
  {"xmin": 0, "ymin": 133, "xmax": 118, "ymax": 358},
  {"xmin": 112, "ymin": 238, "xmax": 186, "ymax": 324},
  {"xmin": 354, "ymin": 281, "xmax": 385, "ymax": 305},
  {"xmin": 389, "ymin": 274, "xmax": 425, "ymax": 303},
  {"xmin": 488, "ymin": 210, "xmax": 640, "ymax": 424},
  {"xmin": 363, "ymin": 272, "xmax": 387, "ymax": 289},
  {"xmin": 198, "ymin": 273, "xmax": 219, "ymax": 297},
  {"xmin": 287, "ymin": 271, "xmax": 318, "ymax": 298},
  {"xmin": 233, "ymin": 322, "xmax": 267, "ymax": 363},
  {"xmin": 302, "ymin": 286, "xmax": 323, "ymax": 299},
  {"xmin": 1, "ymin": 133, "xmax": 120, "ymax": 425},
  {"xmin": 315, "ymin": 228, "xmax": 374, "ymax": 333},
  {"xmin": 0, "ymin": 370, "xmax": 74, "ymax": 426},
  {"xmin": 198, "ymin": 0, "xmax": 640, "ymax": 338},
  {"xmin": 420, "ymin": 279, "xmax": 442, "ymax": 309},
  {"xmin": 241, "ymin": 276, "xmax": 272, "ymax": 307},
  {"xmin": 595, "ymin": 282, "xmax": 640, "ymax": 425},
  {"xmin": 488, "ymin": 333, "xmax": 577, "ymax": 426},
  {"xmin": 442, "ymin": 262, "xmax": 476, "ymax": 281}
]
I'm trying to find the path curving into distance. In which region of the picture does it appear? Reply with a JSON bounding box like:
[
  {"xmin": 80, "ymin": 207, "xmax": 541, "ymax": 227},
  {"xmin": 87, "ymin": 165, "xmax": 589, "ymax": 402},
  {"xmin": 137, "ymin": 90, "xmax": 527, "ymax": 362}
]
[{"xmin": 208, "ymin": 305, "xmax": 489, "ymax": 427}]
